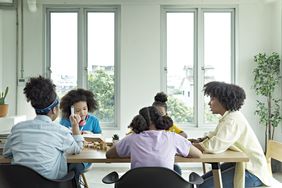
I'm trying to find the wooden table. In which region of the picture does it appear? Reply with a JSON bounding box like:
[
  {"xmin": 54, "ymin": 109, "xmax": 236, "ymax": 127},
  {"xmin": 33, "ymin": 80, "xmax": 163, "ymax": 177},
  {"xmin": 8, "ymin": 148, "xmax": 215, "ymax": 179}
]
[{"xmin": 0, "ymin": 149, "xmax": 249, "ymax": 188}]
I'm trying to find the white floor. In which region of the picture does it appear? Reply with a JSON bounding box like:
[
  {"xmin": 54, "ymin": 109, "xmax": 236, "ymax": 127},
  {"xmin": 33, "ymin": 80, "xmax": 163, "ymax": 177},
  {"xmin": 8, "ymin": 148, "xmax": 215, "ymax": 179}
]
[{"xmin": 82, "ymin": 164, "xmax": 282, "ymax": 188}]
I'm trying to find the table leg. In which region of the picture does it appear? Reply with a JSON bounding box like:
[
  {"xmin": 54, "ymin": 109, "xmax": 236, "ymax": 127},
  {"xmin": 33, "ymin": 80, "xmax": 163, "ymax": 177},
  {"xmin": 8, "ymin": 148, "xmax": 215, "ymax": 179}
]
[
  {"xmin": 202, "ymin": 162, "xmax": 207, "ymax": 174},
  {"xmin": 211, "ymin": 163, "xmax": 223, "ymax": 188}
]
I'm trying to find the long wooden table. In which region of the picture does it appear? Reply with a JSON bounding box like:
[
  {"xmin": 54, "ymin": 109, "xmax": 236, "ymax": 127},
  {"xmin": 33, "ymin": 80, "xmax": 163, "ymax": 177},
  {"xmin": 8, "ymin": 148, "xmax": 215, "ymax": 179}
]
[{"xmin": 0, "ymin": 149, "xmax": 249, "ymax": 188}]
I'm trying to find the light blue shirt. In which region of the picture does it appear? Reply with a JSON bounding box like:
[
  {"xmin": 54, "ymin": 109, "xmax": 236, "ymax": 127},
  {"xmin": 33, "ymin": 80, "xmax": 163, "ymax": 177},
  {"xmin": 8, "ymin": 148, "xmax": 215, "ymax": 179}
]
[
  {"xmin": 116, "ymin": 130, "xmax": 191, "ymax": 170},
  {"xmin": 3, "ymin": 115, "xmax": 84, "ymax": 179}
]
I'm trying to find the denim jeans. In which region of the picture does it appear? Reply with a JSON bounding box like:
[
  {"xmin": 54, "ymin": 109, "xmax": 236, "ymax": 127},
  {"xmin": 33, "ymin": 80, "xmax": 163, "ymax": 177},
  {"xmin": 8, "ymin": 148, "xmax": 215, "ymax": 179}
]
[
  {"xmin": 198, "ymin": 163, "xmax": 263, "ymax": 188},
  {"xmin": 174, "ymin": 163, "xmax": 182, "ymax": 175},
  {"xmin": 68, "ymin": 163, "xmax": 85, "ymax": 188}
]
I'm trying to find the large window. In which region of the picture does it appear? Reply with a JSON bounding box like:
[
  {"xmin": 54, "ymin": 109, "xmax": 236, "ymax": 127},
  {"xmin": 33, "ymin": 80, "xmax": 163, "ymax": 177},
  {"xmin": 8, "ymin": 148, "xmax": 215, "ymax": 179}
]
[
  {"xmin": 162, "ymin": 7, "xmax": 235, "ymax": 127},
  {"xmin": 46, "ymin": 7, "xmax": 120, "ymax": 127}
]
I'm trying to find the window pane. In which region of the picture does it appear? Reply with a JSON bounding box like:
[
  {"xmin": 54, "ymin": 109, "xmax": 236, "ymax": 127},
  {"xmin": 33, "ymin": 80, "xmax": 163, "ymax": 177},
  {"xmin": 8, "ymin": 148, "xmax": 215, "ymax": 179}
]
[
  {"xmin": 166, "ymin": 12, "xmax": 194, "ymax": 124},
  {"xmin": 204, "ymin": 12, "xmax": 232, "ymax": 123},
  {"xmin": 50, "ymin": 13, "xmax": 77, "ymax": 97},
  {"xmin": 87, "ymin": 12, "xmax": 115, "ymax": 124}
]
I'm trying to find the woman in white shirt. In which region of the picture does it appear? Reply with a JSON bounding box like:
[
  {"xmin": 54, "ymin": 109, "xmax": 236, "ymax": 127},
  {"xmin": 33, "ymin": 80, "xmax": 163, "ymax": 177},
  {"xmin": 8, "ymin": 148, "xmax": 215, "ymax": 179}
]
[{"xmin": 193, "ymin": 81, "xmax": 272, "ymax": 188}]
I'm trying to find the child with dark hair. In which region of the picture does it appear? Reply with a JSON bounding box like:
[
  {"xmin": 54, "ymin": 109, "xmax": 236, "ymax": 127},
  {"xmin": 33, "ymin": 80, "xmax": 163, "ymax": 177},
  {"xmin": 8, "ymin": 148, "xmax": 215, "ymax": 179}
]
[
  {"xmin": 153, "ymin": 92, "xmax": 188, "ymax": 174},
  {"xmin": 193, "ymin": 81, "xmax": 272, "ymax": 188},
  {"xmin": 106, "ymin": 106, "xmax": 202, "ymax": 172},
  {"xmin": 153, "ymin": 92, "xmax": 188, "ymax": 138},
  {"xmin": 59, "ymin": 88, "xmax": 101, "ymax": 135},
  {"xmin": 59, "ymin": 88, "xmax": 102, "ymax": 170},
  {"xmin": 3, "ymin": 76, "xmax": 83, "ymax": 185}
]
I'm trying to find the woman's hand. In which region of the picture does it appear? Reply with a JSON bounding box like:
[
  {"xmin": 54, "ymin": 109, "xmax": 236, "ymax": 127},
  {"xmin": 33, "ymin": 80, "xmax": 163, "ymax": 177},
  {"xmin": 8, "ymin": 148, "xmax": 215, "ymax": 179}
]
[{"xmin": 188, "ymin": 136, "xmax": 209, "ymax": 143}]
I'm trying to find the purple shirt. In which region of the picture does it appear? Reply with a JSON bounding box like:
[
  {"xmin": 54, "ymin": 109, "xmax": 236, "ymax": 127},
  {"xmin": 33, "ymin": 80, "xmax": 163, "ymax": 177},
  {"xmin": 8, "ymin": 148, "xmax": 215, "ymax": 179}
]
[{"xmin": 116, "ymin": 130, "xmax": 191, "ymax": 170}]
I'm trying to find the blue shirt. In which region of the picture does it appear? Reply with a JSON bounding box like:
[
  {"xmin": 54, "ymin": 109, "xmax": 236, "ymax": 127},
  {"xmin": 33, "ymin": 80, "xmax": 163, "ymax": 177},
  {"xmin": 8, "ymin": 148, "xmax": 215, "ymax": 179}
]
[
  {"xmin": 60, "ymin": 114, "xmax": 101, "ymax": 169},
  {"xmin": 60, "ymin": 114, "xmax": 101, "ymax": 134},
  {"xmin": 3, "ymin": 115, "xmax": 84, "ymax": 179}
]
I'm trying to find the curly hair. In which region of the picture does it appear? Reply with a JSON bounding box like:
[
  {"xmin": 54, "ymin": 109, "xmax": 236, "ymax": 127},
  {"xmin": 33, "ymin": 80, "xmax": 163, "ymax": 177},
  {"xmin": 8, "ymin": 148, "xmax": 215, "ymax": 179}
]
[
  {"xmin": 128, "ymin": 106, "xmax": 173, "ymax": 133},
  {"xmin": 59, "ymin": 88, "xmax": 98, "ymax": 119},
  {"xmin": 203, "ymin": 81, "xmax": 246, "ymax": 111},
  {"xmin": 152, "ymin": 92, "xmax": 168, "ymax": 110},
  {"xmin": 23, "ymin": 76, "xmax": 57, "ymax": 115}
]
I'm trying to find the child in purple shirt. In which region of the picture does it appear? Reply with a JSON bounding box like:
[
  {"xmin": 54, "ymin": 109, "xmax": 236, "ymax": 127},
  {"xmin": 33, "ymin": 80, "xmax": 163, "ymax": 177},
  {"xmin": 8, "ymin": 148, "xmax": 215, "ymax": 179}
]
[{"xmin": 106, "ymin": 106, "xmax": 202, "ymax": 172}]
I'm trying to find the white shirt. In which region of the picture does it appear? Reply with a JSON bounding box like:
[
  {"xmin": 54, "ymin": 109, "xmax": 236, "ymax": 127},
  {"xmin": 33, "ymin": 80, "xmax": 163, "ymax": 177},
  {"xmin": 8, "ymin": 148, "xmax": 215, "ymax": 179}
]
[
  {"xmin": 200, "ymin": 111, "xmax": 272, "ymax": 186},
  {"xmin": 3, "ymin": 115, "xmax": 84, "ymax": 179}
]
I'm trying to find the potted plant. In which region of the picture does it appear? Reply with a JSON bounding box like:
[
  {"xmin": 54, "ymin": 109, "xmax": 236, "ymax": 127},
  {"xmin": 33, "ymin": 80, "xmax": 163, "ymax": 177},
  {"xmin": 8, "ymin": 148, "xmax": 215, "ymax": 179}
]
[
  {"xmin": 112, "ymin": 134, "xmax": 119, "ymax": 145},
  {"xmin": 253, "ymin": 52, "xmax": 282, "ymax": 172},
  {"xmin": 0, "ymin": 86, "xmax": 9, "ymax": 117}
]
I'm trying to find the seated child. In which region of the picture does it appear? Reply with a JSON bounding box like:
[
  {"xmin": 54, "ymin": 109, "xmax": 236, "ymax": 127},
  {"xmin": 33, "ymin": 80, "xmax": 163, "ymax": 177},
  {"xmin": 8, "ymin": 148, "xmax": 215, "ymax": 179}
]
[
  {"xmin": 106, "ymin": 106, "xmax": 202, "ymax": 173},
  {"xmin": 153, "ymin": 92, "xmax": 188, "ymax": 138},
  {"xmin": 59, "ymin": 88, "xmax": 102, "ymax": 170},
  {"xmin": 3, "ymin": 76, "xmax": 83, "ymax": 185}
]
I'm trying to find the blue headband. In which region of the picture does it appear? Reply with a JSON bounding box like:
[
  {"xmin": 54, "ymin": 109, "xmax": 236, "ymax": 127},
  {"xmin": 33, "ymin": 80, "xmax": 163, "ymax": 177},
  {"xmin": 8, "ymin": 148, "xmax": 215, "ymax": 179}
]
[{"xmin": 35, "ymin": 98, "xmax": 59, "ymax": 114}]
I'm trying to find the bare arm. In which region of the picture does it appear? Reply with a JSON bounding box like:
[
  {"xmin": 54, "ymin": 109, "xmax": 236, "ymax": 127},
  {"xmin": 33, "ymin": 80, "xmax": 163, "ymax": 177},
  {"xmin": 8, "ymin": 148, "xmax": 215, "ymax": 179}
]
[
  {"xmin": 193, "ymin": 143, "xmax": 205, "ymax": 152},
  {"xmin": 106, "ymin": 145, "xmax": 120, "ymax": 158},
  {"xmin": 188, "ymin": 144, "xmax": 203, "ymax": 158},
  {"xmin": 179, "ymin": 131, "xmax": 188, "ymax": 138}
]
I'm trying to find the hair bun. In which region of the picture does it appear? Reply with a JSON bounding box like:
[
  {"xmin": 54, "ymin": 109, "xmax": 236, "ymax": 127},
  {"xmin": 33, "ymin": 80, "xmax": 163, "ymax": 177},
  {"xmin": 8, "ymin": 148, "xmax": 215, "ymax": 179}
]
[{"xmin": 154, "ymin": 92, "xmax": 168, "ymax": 103}]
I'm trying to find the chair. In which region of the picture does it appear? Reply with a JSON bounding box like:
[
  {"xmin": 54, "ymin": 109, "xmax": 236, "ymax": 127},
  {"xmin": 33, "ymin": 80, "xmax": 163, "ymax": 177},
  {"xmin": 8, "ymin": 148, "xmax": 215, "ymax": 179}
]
[
  {"xmin": 79, "ymin": 163, "xmax": 95, "ymax": 188},
  {"xmin": 253, "ymin": 140, "xmax": 282, "ymax": 188},
  {"xmin": 0, "ymin": 164, "xmax": 77, "ymax": 188},
  {"xmin": 266, "ymin": 140, "xmax": 282, "ymax": 175},
  {"xmin": 102, "ymin": 166, "xmax": 204, "ymax": 188},
  {"xmin": 80, "ymin": 173, "xmax": 89, "ymax": 188}
]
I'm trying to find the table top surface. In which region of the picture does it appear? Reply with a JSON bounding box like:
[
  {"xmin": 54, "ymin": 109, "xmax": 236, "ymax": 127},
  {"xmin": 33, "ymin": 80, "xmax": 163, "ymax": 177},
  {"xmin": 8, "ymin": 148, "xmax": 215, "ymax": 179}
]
[
  {"xmin": 0, "ymin": 149, "xmax": 249, "ymax": 163},
  {"xmin": 0, "ymin": 149, "xmax": 249, "ymax": 164},
  {"xmin": 67, "ymin": 149, "xmax": 249, "ymax": 163}
]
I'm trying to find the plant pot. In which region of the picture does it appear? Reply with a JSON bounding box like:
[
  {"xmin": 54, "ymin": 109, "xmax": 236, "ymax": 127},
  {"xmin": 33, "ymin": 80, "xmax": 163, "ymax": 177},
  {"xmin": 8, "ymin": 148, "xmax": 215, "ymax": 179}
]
[
  {"xmin": 112, "ymin": 139, "xmax": 119, "ymax": 145},
  {"xmin": 0, "ymin": 104, "xmax": 9, "ymax": 117}
]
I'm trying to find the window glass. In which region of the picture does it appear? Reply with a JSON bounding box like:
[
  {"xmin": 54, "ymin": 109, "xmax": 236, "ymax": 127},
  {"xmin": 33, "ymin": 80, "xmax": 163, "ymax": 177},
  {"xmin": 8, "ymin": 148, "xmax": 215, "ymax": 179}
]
[
  {"xmin": 87, "ymin": 12, "xmax": 115, "ymax": 124},
  {"xmin": 50, "ymin": 13, "xmax": 77, "ymax": 97},
  {"xmin": 166, "ymin": 12, "xmax": 195, "ymax": 124},
  {"xmin": 204, "ymin": 12, "xmax": 232, "ymax": 124},
  {"xmin": 164, "ymin": 9, "xmax": 234, "ymax": 126},
  {"xmin": 47, "ymin": 8, "xmax": 119, "ymax": 127}
]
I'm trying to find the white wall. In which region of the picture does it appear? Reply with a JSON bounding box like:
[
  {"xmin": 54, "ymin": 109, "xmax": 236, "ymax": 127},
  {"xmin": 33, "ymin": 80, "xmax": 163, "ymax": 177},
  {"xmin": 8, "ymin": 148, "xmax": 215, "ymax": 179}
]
[
  {"xmin": 0, "ymin": 9, "xmax": 17, "ymax": 116},
  {"xmin": 0, "ymin": 11, "xmax": 2, "ymax": 90},
  {"xmin": 0, "ymin": 0, "xmax": 281, "ymax": 146}
]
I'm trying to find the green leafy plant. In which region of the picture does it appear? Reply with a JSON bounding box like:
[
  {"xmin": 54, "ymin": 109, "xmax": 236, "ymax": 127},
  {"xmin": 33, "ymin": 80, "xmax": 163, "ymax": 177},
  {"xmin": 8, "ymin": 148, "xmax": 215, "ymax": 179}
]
[
  {"xmin": 0, "ymin": 86, "xmax": 9, "ymax": 105},
  {"xmin": 112, "ymin": 134, "xmax": 119, "ymax": 140},
  {"xmin": 253, "ymin": 52, "xmax": 282, "ymax": 151}
]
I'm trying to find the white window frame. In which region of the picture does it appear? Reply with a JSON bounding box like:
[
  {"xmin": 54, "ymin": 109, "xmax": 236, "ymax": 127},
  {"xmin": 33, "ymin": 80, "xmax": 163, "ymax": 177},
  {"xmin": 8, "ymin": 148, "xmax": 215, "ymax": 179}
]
[
  {"xmin": 161, "ymin": 6, "xmax": 236, "ymax": 128},
  {"xmin": 44, "ymin": 5, "xmax": 121, "ymax": 129}
]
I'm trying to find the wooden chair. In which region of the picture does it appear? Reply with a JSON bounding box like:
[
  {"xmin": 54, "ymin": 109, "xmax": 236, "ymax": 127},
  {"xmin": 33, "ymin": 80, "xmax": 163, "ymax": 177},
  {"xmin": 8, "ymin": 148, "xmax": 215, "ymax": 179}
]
[
  {"xmin": 266, "ymin": 140, "xmax": 282, "ymax": 176},
  {"xmin": 80, "ymin": 173, "xmax": 89, "ymax": 188},
  {"xmin": 80, "ymin": 164, "xmax": 95, "ymax": 188},
  {"xmin": 0, "ymin": 164, "xmax": 77, "ymax": 188},
  {"xmin": 256, "ymin": 140, "xmax": 282, "ymax": 188}
]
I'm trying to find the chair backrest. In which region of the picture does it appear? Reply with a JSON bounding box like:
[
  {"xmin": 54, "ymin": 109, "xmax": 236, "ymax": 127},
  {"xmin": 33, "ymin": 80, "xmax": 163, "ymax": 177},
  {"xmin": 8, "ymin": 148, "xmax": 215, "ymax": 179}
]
[
  {"xmin": 103, "ymin": 167, "xmax": 203, "ymax": 188},
  {"xmin": 0, "ymin": 164, "xmax": 77, "ymax": 188},
  {"xmin": 266, "ymin": 140, "xmax": 282, "ymax": 175}
]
